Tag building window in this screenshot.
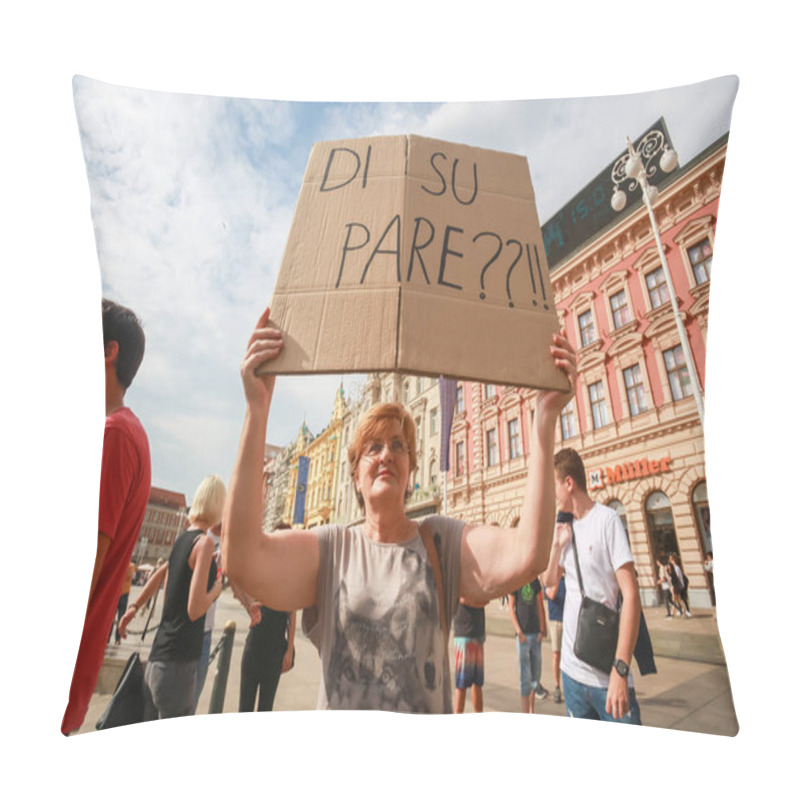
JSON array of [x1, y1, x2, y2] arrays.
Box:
[[404, 381, 410, 403], [430, 407, 438, 436], [416, 376, 423, 395], [560, 399, 577, 440], [456, 385, 464, 413], [485, 383, 496, 399], [508, 418, 522, 460], [623, 364, 648, 416], [688, 238, 712, 285], [456, 441, 466, 476], [578, 309, 596, 347], [609, 289, 632, 329], [486, 428, 498, 466], [588, 381, 609, 429], [645, 267, 670, 309], [664, 345, 691, 401], [430, 459, 438, 486]]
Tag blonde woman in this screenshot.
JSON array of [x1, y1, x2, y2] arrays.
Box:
[[119, 475, 225, 718]]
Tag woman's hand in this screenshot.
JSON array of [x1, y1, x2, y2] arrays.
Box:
[[534, 330, 577, 428], [241, 306, 283, 407]]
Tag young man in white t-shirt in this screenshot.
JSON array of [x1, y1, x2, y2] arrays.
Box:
[[542, 448, 642, 724]]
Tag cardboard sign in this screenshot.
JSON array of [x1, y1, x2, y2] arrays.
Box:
[[263, 135, 570, 392]]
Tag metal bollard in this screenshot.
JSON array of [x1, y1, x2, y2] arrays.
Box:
[[208, 620, 236, 714]]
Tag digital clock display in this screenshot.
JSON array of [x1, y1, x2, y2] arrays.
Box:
[[541, 118, 675, 269]]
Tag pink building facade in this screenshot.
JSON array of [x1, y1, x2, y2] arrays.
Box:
[[444, 131, 724, 607]]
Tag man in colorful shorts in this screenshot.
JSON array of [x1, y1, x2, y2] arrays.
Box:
[[453, 599, 485, 713]]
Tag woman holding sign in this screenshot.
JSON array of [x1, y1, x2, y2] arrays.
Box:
[[223, 307, 576, 712]]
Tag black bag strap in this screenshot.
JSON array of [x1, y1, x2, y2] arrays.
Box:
[[419, 521, 449, 641], [570, 517, 622, 612], [568, 519, 588, 598], [419, 521, 451, 693]]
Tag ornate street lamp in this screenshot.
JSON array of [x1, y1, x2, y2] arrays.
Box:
[[610, 131, 705, 430]]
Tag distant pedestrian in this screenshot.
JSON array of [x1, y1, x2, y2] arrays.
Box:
[[544, 574, 566, 703], [453, 599, 486, 713], [62, 299, 150, 736], [509, 578, 547, 713], [658, 557, 680, 618], [668, 553, 691, 618], [108, 562, 136, 645], [142, 558, 165, 615]]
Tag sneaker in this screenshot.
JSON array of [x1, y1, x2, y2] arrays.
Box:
[[554, 687, 562, 704], [685, 611, 692, 618], [535, 685, 549, 700]]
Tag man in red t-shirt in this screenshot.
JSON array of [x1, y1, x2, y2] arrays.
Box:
[[62, 299, 151, 735]]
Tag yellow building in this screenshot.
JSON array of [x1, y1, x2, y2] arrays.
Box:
[[286, 386, 347, 528]]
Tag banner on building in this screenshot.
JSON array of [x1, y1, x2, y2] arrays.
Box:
[[292, 456, 310, 526], [259, 134, 570, 392], [438, 375, 457, 471]]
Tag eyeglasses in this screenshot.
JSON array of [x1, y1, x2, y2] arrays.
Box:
[[361, 438, 409, 460]]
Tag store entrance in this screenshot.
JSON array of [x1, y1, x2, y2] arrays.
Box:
[[645, 491, 679, 571]]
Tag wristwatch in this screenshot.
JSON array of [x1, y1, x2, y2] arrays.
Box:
[[613, 658, 629, 678]]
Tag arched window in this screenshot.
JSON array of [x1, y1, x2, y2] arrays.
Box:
[[645, 491, 678, 571], [693, 481, 712, 555]]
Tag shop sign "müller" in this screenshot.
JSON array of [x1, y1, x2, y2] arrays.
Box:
[[588, 456, 672, 490]]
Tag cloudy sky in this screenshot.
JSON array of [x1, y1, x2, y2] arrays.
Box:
[[73, 75, 737, 500]]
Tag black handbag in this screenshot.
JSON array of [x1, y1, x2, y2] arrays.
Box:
[[95, 651, 146, 730], [567, 516, 620, 674]]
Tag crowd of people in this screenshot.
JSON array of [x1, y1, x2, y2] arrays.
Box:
[[64, 296, 705, 732]]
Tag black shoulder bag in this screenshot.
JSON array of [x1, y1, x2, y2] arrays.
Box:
[[568, 516, 620, 674], [95, 651, 146, 730]]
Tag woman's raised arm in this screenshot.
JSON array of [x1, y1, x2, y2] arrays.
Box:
[[459, 331, 576, 605], [222, 307, 319, 612]]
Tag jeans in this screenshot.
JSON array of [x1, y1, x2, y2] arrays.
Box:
[[562, 670, 642, 725], [144, 660, 197, 719], [515, 633, 542, 697]]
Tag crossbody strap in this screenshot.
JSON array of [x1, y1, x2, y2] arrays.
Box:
[[568, 520, 588, 598], [570, 520, 622, 612], [419, 521, 452, 697], [419, 521, 449, 640]]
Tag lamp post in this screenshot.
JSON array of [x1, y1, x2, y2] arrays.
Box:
[[610, 131, 705, 430]]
